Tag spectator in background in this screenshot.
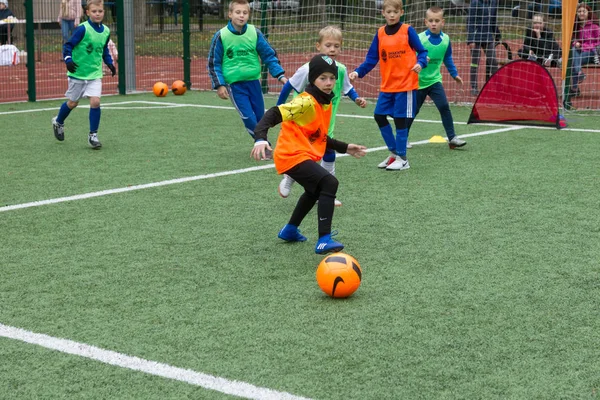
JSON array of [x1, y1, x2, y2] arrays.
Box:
[[58, 0, 82, 43], [466, 0, 500, 96], [570, 3, 600, 97], [0, 0, 16, 45], [518, 13, 562, 67]]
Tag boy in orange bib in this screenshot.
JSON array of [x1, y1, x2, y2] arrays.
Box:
[[350, 0, 427, 171]]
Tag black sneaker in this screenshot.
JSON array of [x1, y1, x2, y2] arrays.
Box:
[[52, 117, 64, 141], [88, 132, 102, 149]]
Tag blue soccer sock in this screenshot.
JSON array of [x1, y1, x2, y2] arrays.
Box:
[[379, 124, 396, 153], [395, 128, 408, 158], [56, 102, 72, 124], [89, 107, 101, 132]]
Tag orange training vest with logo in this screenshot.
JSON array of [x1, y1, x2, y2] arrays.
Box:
[[273, 93, 332, 174], [377, 24, 418, 93]]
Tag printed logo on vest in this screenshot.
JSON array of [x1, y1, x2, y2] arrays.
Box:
[[387, 50, 406, 59], [226, 47, 234, 59], [309, 128, 321, 143]]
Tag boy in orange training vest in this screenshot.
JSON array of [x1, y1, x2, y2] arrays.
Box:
[[350, 0, 427, 171], [251, 55, 367, 254]]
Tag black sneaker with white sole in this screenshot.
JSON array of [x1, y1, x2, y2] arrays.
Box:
[[52, 117, 65, 141], [88, 132, 102, 149]]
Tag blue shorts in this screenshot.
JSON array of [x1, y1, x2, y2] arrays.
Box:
[[374, 91, 416, 118]]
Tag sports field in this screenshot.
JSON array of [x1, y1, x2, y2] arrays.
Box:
[[1, 92, 599, 399]]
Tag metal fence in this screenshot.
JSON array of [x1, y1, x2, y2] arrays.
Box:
[[1, 0, 231, 102]]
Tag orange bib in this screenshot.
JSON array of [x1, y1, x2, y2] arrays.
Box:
[[274, 93, 332, 174], [377, 24, 419, 93]]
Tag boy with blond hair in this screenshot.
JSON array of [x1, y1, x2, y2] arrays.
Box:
[[350, 0, 427, 171], [207, 0, 287, 155], [51, 0, 116, 149], [407, 6, 466, 149], [276, 25, 366, 206]]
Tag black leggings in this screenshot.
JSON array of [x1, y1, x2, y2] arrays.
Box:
[[285, 160, 339, 237]]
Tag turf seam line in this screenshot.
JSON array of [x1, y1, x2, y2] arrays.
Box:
[[0, 323, 312, 400]]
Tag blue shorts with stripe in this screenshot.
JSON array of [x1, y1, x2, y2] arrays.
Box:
[[374, 91, 417, 118]]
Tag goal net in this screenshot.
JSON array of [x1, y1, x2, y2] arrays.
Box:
[[249, 0, 600, 113]]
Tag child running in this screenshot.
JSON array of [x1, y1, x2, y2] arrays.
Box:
[[207, 0, 287, 156], [349, 0, 428, 171], [407, 6, 466, 149], [251, 55, 367, 254], [276, 26, 367, 206], [51, 0, 116, 149]]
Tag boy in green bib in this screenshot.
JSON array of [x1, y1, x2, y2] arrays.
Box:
[[51, 0, 116, 149], [207, 0, 287, 158], [408, 6, 466, 149]]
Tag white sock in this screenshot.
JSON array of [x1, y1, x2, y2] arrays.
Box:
[[321, 160, 335, 176]]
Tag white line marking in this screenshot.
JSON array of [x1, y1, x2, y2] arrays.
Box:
[[0, 165, 274, 212], [0, 323, 312, 400], [1, 100, 597, 133], [0, 126, 523, 213], [0, 100, 588, 213]]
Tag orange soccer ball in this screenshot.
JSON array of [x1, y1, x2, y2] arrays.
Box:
[[316, 252, 362, 298], [172, 80, 187, 95], [153, 82, 169, 97]]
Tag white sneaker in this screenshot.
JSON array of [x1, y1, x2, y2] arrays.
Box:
[[407, 142, 413, 149], [278, 174, 295, 198], [334, 199, 342, 207], [88, 132, 102, 149], [386, 157, 410, 171], [448, 137, 467, 149], [52, 117, 64, 141], [377, 154, 396, 168]]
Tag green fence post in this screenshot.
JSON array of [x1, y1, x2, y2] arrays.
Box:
[[182, 0, 191, 89], [25, 0, 35, 102], [116, 0, 126, 95]]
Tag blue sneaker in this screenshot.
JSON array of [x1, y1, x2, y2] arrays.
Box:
[[315, 231, 344, 254], [278, 224, 307, 242]]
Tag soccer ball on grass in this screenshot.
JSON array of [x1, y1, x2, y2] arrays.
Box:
[[153, 82, 168, 97], [316, 252, 362, 298], [172, 80, 187, 95]]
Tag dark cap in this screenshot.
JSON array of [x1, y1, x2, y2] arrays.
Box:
[[308, 54, 338, 85]]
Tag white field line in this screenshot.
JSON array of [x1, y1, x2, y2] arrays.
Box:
[[0, 100, 588, 213], [0, 164, 274, 212], [0, 323, 312, 400], [2, 100, 594, 132], [0, 125, 522, 213]]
